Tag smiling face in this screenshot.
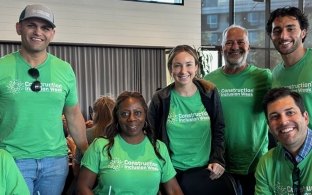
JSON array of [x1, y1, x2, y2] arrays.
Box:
[[16, 18, 55, 55], [267, 95, 309, 154], [222, 27, 249, 68], [170, 51, 198, 87], [117, 97, 146, 143], [270, 16, 306, 55]]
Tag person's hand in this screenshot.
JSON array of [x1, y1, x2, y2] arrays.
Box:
[[207, 163, 225, 180], [85, 120, 93, 128], [66, 136, 77, 156]]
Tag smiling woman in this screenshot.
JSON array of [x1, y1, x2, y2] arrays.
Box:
[[76, 91, 183, 195]]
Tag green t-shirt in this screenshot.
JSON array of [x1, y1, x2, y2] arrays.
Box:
[[81, 135, 176, 195], [272, 48, 312, 129], [0, 51, 78, 159], [255, 144, 312, 194], [204, 64, 272, 174], [167, 89, 211, 170], [0, 149, 30, 195]]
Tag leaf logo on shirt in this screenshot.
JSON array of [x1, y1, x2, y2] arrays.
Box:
[[274, 182, 287, 194], [167, 112, 177, 124], [108, 158, 123, 171], [7, 80, 24, 94]]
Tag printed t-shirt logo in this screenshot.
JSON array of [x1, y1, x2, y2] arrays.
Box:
[[7, 79, 63, 93], [220, 88, 254, 97], [108, 158, 159, 172]]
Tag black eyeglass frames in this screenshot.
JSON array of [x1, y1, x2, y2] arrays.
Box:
[[292, 165, 301, 195], [28, 68, 41, 92]]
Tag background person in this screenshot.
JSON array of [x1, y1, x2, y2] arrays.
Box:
[[64, 97, 115, 194], [85, 96, 115, 142], [72, 96, 115, 194], [73, 96, 115, 174], [77, 91, 183, 195], [255, 87, 312, 194], [0, 4, 88, 195], [266, 6, 312, 130], [148, 45, 237, 195], [204, 25, 272, 195]]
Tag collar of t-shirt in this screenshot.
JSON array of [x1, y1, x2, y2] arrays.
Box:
[[284, 129, 312, 164]]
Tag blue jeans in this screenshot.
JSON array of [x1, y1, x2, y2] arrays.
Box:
[[15, 156, 69, 195]]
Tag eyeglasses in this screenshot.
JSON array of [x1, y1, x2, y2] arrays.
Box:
[[28, 68, 41, 92], [292, 165, 301, 195]]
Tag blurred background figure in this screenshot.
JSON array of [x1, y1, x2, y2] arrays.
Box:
[[85, 105, 94, 128], [74, 96, 115, 166], [65, 96, 115, 194]]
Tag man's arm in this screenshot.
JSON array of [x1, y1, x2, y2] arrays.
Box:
[[64, 104, 88, 153]]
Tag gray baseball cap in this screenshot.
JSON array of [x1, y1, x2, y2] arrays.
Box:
[[19, 4, 55, 28]]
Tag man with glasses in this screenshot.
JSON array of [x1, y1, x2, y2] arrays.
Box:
[[256, 87, 312, 194], [0, 4, 88, 195]]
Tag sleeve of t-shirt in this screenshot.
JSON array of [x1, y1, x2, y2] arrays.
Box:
[[0, 150, 30, 195], [81, 138, 106, 174], [254, 152, 273, 195], [158, 141, 176, 183], [64, 65, 78, 107], [50, 55, 78, 107]]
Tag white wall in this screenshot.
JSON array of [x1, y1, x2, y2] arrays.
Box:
[[0, 0, 201, 47]]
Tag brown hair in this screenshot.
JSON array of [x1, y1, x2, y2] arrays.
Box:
[[167, 45, 200, 78], [92, 96, 115, 137]]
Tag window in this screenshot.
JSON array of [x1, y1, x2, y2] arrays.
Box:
[[208, 33, 220, 45], [124, 0, 183, 5], [202, 0, 218, 7], [247, 12, 260, 26], [207, 15, 218, 29], [248, 31, 258, 45]]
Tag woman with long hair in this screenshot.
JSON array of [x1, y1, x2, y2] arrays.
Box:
[[148, 45, 237, 194], [77, 91, 183, 195]]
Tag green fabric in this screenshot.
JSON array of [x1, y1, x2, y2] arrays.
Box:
[[0, 51, 78, 159], [81, 135, 176, 195], [0, 149, 30, 195], [204, 65, 272, 174], [167, 89, 211, 170], [255, 145, 312, 194], [272, 48, 312, 129]]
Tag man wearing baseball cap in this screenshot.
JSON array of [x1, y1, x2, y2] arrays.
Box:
[[0, 4, 88, 195], [19, 4, 56, 28]]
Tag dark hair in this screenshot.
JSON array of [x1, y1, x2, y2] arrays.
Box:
[[92, 96, 115, 138], [104, 91, 163, 161], [266, 6, 309, 42], [167, 45, 200, 77], [262, 87, 306, 119]]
